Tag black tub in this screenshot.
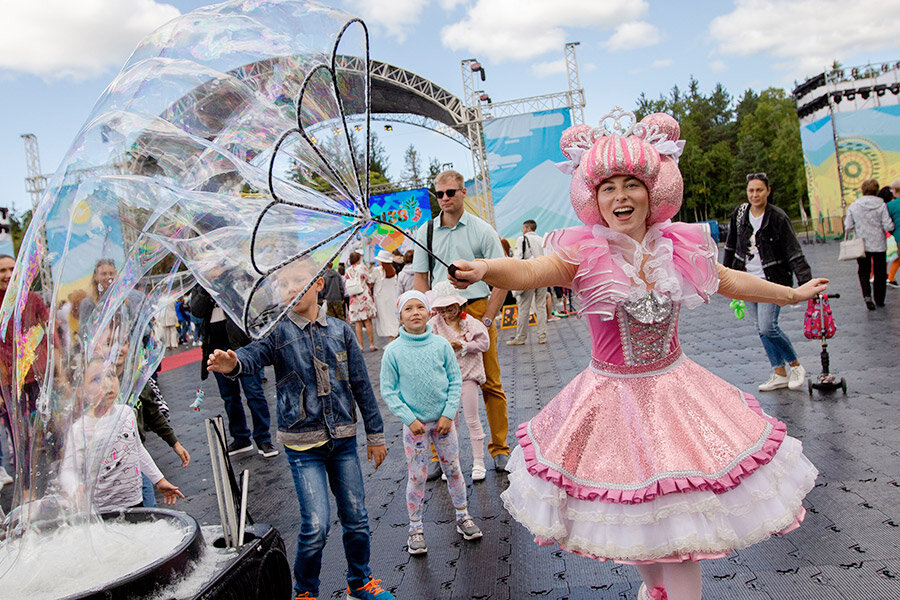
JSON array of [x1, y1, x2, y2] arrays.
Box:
[[63, 507, 204, 600]]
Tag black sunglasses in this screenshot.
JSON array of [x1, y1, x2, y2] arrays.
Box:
[[435, 188, 460, 199], [746, 172, 768, 182]]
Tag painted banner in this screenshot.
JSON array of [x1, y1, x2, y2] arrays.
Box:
[[368, 187, 432, 254], [483, 108, 580, 239], [800, 105, 900, 237]]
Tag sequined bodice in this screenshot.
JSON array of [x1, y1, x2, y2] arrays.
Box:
[[586, 291, 681, 367], [617, 291, 680, 365]]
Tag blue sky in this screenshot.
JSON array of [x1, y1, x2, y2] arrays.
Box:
[[1, 0, 898, 217]]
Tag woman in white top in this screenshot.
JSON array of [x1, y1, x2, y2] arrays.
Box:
[[372, 250, 400, 340], [723, 173, 814, 392], [844, 178, 895, 310]]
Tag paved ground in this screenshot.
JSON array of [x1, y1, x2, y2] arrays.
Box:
[[9, 239, 900, 599]]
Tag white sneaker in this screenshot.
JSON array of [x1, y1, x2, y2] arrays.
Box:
[[0, 466, 13, 486], [758, 372, 789, 391], [471, 463, 486, 481], [787, 364, 807, 390]]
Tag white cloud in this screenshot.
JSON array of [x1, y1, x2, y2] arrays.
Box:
[[709, 0, 900, 79], [484, 110, 566, 139], [345, 0, 431, 43], [651, 59, 673, 69], [709, 59, 727, 72], [0, 0, 180, 80], [605, 21, 661, 52], [531, 59, 567, 77], [486, 152, 523, 170], [441, 0, 648, 62]]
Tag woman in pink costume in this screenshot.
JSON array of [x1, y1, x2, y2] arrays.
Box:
[[450, 109, 828, 600]]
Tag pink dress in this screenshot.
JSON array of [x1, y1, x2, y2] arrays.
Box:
[[500, 221, 818, 563]]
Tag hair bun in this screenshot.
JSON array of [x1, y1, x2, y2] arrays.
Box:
[[640, 113, 680, 143], [559, 124, 594, 160]]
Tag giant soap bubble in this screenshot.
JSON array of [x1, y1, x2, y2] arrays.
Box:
[[0, 0, 386, 590]]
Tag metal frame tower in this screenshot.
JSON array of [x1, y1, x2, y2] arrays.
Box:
[[460, 59, 495, 225], [20, 134, 54, 296], [565, 42, 586, 125]]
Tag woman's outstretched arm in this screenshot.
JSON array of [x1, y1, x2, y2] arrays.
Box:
[[449, 254, 575, 291], [717, 264, 828, 306]]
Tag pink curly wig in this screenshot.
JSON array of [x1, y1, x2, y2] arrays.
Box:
[[560, 112, 684, 227]]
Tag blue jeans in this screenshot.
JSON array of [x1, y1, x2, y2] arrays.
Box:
[[141, 472, 157, 507], [746, 301, 798, 369], [212, 369, 271, 446], [285, 437, 371, 595]]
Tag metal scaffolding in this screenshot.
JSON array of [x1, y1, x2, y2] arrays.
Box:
[[19, 134, 54, 296], [565, 42, 586, 125], [460, 59, 495, 225]]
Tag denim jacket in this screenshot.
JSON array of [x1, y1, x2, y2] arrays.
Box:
[[233, 304, 385, 447]]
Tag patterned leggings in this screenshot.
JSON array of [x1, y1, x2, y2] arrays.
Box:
[[403, 421, 467, 531]]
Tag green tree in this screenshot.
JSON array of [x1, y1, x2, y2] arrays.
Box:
[[402, 144, 423, 187], [732, 88, 807, 217]]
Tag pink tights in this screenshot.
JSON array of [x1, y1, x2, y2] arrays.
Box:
[[455, 380, 486, 462], [636, 562, 702, 600]]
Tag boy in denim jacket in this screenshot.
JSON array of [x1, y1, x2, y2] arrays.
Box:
[[208, 262, 393, 600]]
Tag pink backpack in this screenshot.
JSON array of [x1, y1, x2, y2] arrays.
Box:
[[804, 294, 836, 340]]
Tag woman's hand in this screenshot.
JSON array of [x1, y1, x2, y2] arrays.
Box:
[[448, 260, 487, 289], [792, 278, 829, 303], [408, 419, 425, 436], [449, 340, 463, 352]]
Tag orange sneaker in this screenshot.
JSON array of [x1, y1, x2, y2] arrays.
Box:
[[295, 592, 317, 600], [346, 578, 395, 600]]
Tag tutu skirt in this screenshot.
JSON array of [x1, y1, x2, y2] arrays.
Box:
[[500, 349, 818, 563]]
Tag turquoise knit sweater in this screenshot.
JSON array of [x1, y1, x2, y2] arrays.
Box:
[[380, 325, 462, 426]]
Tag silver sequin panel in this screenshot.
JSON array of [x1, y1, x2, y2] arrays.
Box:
[[617, 291, 680, 365]]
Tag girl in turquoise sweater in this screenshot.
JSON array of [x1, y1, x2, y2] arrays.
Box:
[[380, 291, 482, 555]]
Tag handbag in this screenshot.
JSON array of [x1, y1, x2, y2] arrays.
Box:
[[838, 233, 865, 261], [804, 294, 836, 340], [345, 275, 365, 296]]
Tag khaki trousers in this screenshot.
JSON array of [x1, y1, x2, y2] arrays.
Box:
[[464, 297, 510, 457]]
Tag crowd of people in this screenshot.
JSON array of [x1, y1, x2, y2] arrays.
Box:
[[1, 110, 897, 600]]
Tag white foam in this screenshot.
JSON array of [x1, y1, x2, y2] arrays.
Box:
[[0, 519, 188, 599]]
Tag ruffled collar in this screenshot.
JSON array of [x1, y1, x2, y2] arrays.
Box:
[[546, 220, 719, 319]]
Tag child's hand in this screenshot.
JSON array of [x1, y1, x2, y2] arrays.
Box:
[[173, 441, 191, 467], [449, 340, 462, 352], [435, 416, 453, 435], [408, 419, 425, 436], [207, 349, 238, 373], [367, 444, 387, 469], [156, 478, 185, 505]]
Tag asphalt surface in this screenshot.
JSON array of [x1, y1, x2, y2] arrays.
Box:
[[7, 239, 900, 599]]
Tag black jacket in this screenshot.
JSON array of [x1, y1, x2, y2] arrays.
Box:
[[320, 268, 346, 303], [723, 203, 812, 287], [190, 286, 251, 380]]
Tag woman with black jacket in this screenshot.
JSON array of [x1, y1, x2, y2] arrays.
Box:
[[724, 173, 813, 392]]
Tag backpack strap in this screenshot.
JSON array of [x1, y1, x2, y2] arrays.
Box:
[[427, 217, 435, 285]]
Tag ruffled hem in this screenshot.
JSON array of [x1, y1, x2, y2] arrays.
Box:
[[501, 436, 817, 562], [517, 391, 787, 504], [544, 221, 719, 319]]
